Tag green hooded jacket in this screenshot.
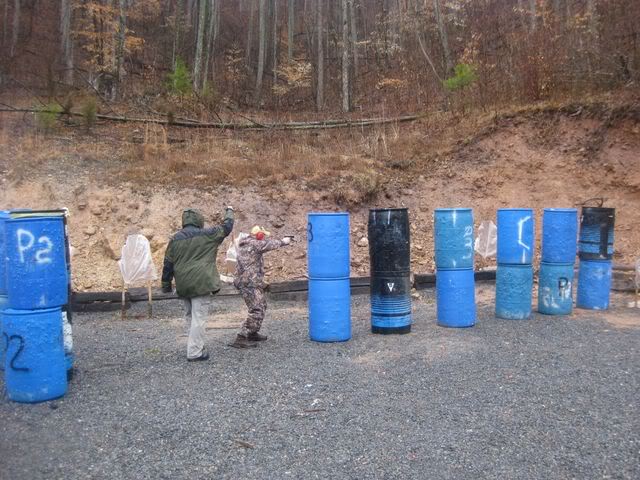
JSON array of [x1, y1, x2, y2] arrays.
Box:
[[161, 208, 234, 298]]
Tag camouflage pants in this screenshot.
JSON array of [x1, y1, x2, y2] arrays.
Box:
[[239, 286, 267, 336]]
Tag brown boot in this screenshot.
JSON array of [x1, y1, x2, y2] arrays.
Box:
[[247, 332, 268, 342], [229, 334, 257, 349]]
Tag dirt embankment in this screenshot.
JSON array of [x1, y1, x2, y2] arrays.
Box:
[[1, 104, 638, 291]]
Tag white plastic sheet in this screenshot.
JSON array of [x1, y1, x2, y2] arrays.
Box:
[[474, 220, 497, 258], [221, 233, 249, 283], [636, 259, 640, 288], [118, 234, 158, 286]]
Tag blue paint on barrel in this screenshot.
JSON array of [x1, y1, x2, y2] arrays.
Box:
[[370, 276, 412, 331], [436, 268, 476, 328], [538, 262, 574, 315], [497, 209, 534, 265], [576, 259, 612, 310], [0, 211, 10, 295], [578, 208, 615, 260], [434, 208, 474, 270], [5, 216, 68, 309], [308, 278, 351, 342], [541, 209, 578, 264], [495, 264, 533, 320], [0, 294, 6, 371], [2, 307, 67, 403], [307, 213, 350, 278]]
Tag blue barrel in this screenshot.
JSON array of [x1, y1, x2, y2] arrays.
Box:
[[436, 269, 476, 328], [577, 259, 612, 310], [497, 209, 534, 265], [495, 264, 533, 320], [307, 213, 350, 278], [541, 209, 578, 264], [538, 262, 574, 315], [0, 210, 10, 295], [578, 208, 615, 260], [2, 307, 67, 403], [5, 216, 68, 309], [308, 278, 351, 342], [434, 208, 474, 270]]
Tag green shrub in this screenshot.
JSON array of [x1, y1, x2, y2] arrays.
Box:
[[167, 58, 192, 95], [444, 63, 477, 91], [35, 103, 63, 132], [81, 97, 97, 130]]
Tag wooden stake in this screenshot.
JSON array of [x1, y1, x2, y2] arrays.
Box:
[[147, 282, 153, 318], [121, 283, 127, 320]]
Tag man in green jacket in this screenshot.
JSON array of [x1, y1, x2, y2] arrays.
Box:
[[162, 207, 234, 361]]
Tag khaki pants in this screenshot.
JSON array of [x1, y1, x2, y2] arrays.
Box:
[[183, 294, 212, 359]]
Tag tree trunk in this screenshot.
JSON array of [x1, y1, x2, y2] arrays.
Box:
[[193, 0, 207, 91], [115, 0, 126, 83], [246, 1, 254, 68], [272, 0, 278, 82], [350, 0, 358, 81], [316, 0, 323, 111], [287, 0, 294, 60], [3, 0, 9, 48], [528, 0, 537, 31], [433, 0, 452, 75], [60, 0, 74, 85], [10, 0, 20, 57], [255, 0, 267, 102], [173, 0, 183, 68], [341, 0, 350, 112], [203, 0, 219, 88]]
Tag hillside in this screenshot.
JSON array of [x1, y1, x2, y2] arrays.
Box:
[[1, 98, 638, 291]]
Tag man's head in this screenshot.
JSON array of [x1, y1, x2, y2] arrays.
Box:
[[182, 209, 205, 228], [250, 225, 271, 241]]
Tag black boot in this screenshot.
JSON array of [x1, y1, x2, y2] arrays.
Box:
[[230, 334, 258, 349], [247, 332, 268, 342]]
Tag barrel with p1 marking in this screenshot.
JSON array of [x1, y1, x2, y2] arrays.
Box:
[[2, 307, 67, 403], [434, 208, 474, 270], [497, 209, 534, 265], [538, 262, 574, 315], [5, 216, 68, 309], [368, 208, 411, 334]]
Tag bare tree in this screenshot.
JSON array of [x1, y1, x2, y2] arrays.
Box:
[[433, 0, 452, 75], [10, 0, 20, 57], [287, 0, 294, 60], [316, 0, 323, 111], [60, 0, 74, 85], [349, 0, 359, 81], [272, 0, 278, 82], [255, 0, 267, 101], [193, 0, 207, 90], [115, 0, 126, 83], [342, 0, 350, 112], [203, 0, 219, 88]]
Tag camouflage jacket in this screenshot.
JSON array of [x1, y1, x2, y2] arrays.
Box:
[[234, 237, 285, 289]]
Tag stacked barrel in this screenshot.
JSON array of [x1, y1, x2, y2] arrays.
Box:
[[495, 209, 534, 320], [577, 207, 615, 310], [0, 211, 10, 369], [368, 208, 412, 334], [307, 213, 351, 342], [2, 215, 69, 402], [434, 208, 476, 328], [538, 209, 578, 315]]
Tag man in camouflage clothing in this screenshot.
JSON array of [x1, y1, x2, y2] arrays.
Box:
[[231, 226, 292, 348]]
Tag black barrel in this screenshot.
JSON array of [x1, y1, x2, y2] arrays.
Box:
[[368, 208, 412, 334], [578, 207, 615, 260]]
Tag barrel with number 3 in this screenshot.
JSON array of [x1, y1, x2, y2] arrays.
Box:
[[5, 217, 69, 309]]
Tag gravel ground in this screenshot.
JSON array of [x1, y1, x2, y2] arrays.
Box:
[[1, 284, 639, 480]]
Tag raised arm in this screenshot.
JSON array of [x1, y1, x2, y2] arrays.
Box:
[[203, 207, 234, 239]]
